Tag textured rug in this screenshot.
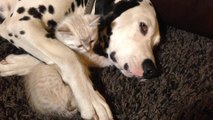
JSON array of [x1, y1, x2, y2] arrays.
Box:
[[0, 25, 213, 120]]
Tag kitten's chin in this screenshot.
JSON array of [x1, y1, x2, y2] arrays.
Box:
[[74, 48, 88, 53]]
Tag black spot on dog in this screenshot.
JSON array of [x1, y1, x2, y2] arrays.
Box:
[[110, 51, 117, 62], [0, 15, 5, 24], [76, 0, 81, 7], [10, 13, 13, 17], [9, 39, 14, 44], [47, 19, 57, 30], [20, 30, 25, 35], [28, 7, 42, 19], [15, 35, 18, 38], [17, 7, 25, 14], [45, 33, 56, 39], [19, 16, 30, 21], [38, 5, 47, 13], [71, 2, 75, 12], [46, 19, 57, 39], [8, 33, 13, 37], [124, 63, 129, 70], [48, 5, 54, 14]]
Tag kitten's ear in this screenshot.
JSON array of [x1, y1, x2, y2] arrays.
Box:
[[56, 22, 73, 39], [85, 15, 100, 27], [56, 23, 74, 42], [57, 23, 72, 33]]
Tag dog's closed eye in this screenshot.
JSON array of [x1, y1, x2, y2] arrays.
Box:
[[139, 22, 148, 35]]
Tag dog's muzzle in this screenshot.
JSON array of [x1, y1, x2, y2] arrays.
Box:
[[142, 59, 159, 79]]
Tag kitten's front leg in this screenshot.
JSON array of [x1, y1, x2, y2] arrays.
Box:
[[85, 52, 112, 67]]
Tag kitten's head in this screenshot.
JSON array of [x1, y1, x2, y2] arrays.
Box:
[[56, 15, 100, 53]]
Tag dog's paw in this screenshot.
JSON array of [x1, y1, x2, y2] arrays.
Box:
[[91, 91, 113, 120], [80, 94, 113, 120], [75, 81, 113, 120], [0, 54, 40, 76], [60, 63, 113, 120], [80, 81, 113, 120], [80, 107, 96, 120]]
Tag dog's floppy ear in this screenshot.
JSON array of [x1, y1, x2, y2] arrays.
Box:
[[99, 0, 140, 30], [152, 20, 160, 46]]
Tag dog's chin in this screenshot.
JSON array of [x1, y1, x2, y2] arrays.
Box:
[[121, 70, 149, 82], [121, 70, 144, 79], [121, 70, 134, 78]]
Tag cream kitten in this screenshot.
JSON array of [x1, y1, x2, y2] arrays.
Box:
[[24, 15, 106, 118], [24, 63, 77, 117]]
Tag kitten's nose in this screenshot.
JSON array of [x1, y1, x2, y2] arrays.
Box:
[[82, 44, 91, 51]]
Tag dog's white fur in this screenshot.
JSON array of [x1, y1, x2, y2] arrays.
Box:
[[0, 0, 160, 119]]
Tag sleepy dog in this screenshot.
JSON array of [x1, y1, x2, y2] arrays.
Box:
[[0, 0, 160, 119]]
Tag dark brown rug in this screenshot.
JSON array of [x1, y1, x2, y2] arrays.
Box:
[[0, 25, 213, 120]]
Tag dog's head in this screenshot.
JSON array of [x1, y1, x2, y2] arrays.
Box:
[[97, 0, 160, 79]]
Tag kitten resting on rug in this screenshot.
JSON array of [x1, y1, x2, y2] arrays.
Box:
[[24, 15, 111, 118]]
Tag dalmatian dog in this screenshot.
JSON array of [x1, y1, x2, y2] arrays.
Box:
[[0, 0, 160, 119]]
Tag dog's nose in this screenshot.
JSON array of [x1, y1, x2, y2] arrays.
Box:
[[142, 59, 159, 79]]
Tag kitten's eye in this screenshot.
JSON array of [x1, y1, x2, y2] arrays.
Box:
[[77, 45, 83, 48], [89, 40, 95, 45], [139, 22, 148, 35]]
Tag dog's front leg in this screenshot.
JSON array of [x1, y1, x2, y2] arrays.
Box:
[[0, 54, 41, 76], [2, 21, 112, 120]]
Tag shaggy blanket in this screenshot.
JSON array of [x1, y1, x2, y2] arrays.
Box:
[[0, 25, 212, 120]]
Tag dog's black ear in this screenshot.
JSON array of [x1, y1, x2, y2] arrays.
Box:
[[95, 0, 114, 15], [99, 0, 140, 30], [113, 0, 140, 16]]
